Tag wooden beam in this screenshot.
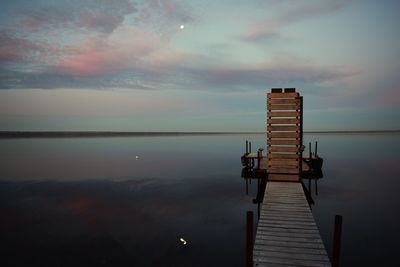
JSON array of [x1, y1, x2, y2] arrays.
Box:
[[267, 111, 301, 118], [268, 132, 301, 138], [268, 159, 299, 166], [268, 139, 301, 145], [269, 104, 300, 111], [269, 146, 300, 153], [268, 125, 301, 131], [267, 92, 299, 98], [267, 118, 300, 124], [268, 99, 300, 105], [268, 167, 300, 174], [268, 153, 300, 159]]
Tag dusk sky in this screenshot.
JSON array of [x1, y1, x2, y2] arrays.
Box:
[[0, 0, 399, 131]]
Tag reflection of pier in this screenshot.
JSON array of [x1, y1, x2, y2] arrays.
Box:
[[241, 88, 333, 267]]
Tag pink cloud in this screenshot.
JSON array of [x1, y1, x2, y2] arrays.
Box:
[[57, 27, 189, 77]]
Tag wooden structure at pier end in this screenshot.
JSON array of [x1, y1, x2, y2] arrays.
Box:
[[244, 88, 331, 267], [267, 88, 303, 182]]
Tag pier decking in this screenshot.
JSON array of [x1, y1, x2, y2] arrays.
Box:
[[253, 182, 330, 267]]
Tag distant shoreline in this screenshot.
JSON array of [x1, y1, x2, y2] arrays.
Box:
[[0, 130, 399, 138]]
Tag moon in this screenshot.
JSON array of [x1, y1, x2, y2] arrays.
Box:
[[180, 25, 185, 30]]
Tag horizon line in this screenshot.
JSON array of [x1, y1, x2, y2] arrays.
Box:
[[0, 130, 399, 138]]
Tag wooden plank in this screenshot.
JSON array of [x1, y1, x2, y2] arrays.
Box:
[[260, 212, 314, 218], [254, 257, 330, 267], [256, 226, 320, 235], [257, 228, 320, 237], [260, 209, 311, 216], [258, 219, 317, 227], [255, 251, 329, 263], [254, 182, 330, 266], [268, 98, 300, 105], [256, 234, 322, 244], [268, 132, 301, 138], [255, 229, 321, 239], [268, 125, 301, 131], [268, 146, 300, 152], [267, 118, 300, 124], [253, 245, 328, 256], [268, 165, 300, 170], [255, 239, 326, 250], [260, 216, 315, 224], [269, 104, 301, 111], [268, 111, 301, 118], [268, 167, 300, 174], [262, 205, 310, 212], [268, 153, 300, 159], [266, 199, 308, 204], [259, 220, 316, 228], [268, 159, 299, 166], [264, 200, 307, 204], [267, 92, 299, 98], [268, 139, 301, 145]]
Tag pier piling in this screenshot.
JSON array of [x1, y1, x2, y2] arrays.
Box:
[[332, 215, 343, 267], [246, 211, 254, 267]]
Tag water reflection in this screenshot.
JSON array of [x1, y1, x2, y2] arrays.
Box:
[[2, 133, 400, 266]]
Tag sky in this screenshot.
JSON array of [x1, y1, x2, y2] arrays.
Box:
[[0, 0, 399, 131]]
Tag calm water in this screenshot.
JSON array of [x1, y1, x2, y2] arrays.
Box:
[[0, 133, 399, 266]]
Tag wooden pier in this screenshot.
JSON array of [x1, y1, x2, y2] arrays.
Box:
[[243, 88, 331, 267], [253, 182, 330, 267]]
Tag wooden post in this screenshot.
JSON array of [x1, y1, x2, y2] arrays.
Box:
[[332, 215, 343, 267], [257, 150, 261, 169], [299, 96, 303, 174], [249, 142, 252, 153], [246, 140, 249, 153], [246, 211, 254, 267], [309, 142, 312, 159], [315, 141, 318, 157]]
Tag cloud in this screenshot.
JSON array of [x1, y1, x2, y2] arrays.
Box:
[[180, 61, 360, 91], [0, 0, 358, 91], [0, 31, 40, 61], [0, 52, 360, 91], [237, 23, 280, 42], [55, 25, 189, 77], [0, 0, 196, 89], [238, 0, 352, 42], [16, 0, 137, 34], [136, 0, 193, 32]]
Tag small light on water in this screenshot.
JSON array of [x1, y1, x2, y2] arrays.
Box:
[[180, 25, 184, 30], [135, 156, 139, 160], [179, 237, 187, 245]]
